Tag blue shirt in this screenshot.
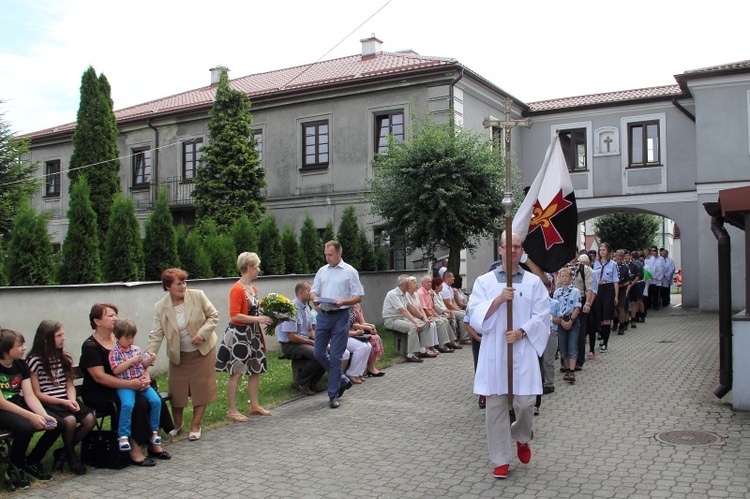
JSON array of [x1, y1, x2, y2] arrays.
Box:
[[552, 284, 581, 317], [549, 298, 561, 332], [593, 259, 619, 284], [278, 297, 311, 342], [311, 259, 365, 309]]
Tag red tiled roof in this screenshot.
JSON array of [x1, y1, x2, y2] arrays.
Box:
[[25, 51, 457, 139], [527, 85, 683, 113]]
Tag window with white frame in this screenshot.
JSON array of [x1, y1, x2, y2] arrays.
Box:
[[375, 111, 404, 154], [252, 129, 263, 165]]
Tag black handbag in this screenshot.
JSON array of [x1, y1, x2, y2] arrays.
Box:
[[353, 333, 371, 342], [81, 430, 128, 469]]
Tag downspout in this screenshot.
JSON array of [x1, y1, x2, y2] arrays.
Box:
[[147, 120, 159, 205], [704, 202, 732, 398], [448, 67, 464, 125]]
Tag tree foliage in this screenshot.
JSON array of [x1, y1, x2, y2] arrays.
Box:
[[336, 206, 362, 269], [258, 215, 284, 276], [299, 213, 323, 272], [68, 67, 121, 248], [6, 205, 54, 285], [103, 196, 144, 282], [321, 220, 335, 247], [231, 214, 258, 255], [58, 176, 101, 284], [594, 212, 660, 252], [369, 115, 508, 274], [0, 105, 39, 237], [0, 238, 8, 286], [197, 219, 236, 278], [280, 225, 305, 274], [358, 228, 377, 271], [177, 225, 213, 279], [194, 68, 265, 231], [143, 188, 180, 281]]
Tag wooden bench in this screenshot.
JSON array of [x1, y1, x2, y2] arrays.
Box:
[[277, 352, 318, 384]]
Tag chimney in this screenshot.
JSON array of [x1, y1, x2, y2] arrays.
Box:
[[360, 34, 383, 60], [210, 66, 229, 86]]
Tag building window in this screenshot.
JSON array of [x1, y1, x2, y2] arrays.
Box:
[[303, 121, 329, 168], [252, 130, 263, 164], [182, 139, 203, 181], [375, 112, 404, 154], [374, 228, 405, 271], [132, 147, 152, 186], [628, 121, 660, 167], [45, 160, 61, 197], [559, 128, 587, 171]]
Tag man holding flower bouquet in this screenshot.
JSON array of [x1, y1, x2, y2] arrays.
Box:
[[277, 281, 326, 396], [311, 241, 365, 409]]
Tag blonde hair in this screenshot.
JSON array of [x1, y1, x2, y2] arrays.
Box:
[[558, 267, 572, 277], [237, 252, 260, 273]]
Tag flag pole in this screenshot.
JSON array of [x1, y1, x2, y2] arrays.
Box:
[[484, 98, 532, 406]]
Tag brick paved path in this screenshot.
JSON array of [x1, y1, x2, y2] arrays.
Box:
[[28, 297, 750, 498]]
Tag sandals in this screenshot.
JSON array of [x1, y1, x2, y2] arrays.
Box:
[[188, 427, 202, 441], [250, 408, 273, 416], [118, 436, 131, 451], [150, 432, 162, 446], [168, 424, 183, 438], [227, 411, 250, 423]]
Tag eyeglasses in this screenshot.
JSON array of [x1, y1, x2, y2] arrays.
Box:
[[500, 245, 523, 250]]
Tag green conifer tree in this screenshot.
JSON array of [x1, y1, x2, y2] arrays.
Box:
[[177, 226, 213, 279], [337, 206, 362, 268], [299, 214, 322, 273], [374, 234, 389, 271], [0, 105, 39, 236], [58, 176, 102, 284], [68, 67, 121, 248], [103, 196, 144, 282], [258, 215, 284, 275], [358, 228, 376, 271], [0, 238, 8, 286], [7, 205, 54, 286], [321, 220, 335, 247], [194, 68, 265, 231], [231, 214, 259, 255], [281, 225, 305, 274], [204, 233, 237, 278], [143, 188, 180, 281]]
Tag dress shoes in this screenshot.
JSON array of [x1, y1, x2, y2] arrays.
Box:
[[449, 342, 463, 349], [417, 351, 438, 359], [478, 395, 486, 409], [329, 396, 340, 409], [437, 346, 454, 353], [405, 355, 423, 363], [338, 380, 353, 398]]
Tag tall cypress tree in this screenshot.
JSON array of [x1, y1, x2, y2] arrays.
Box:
[[0, 107, 39, 237], [143, 188, 180, 280], [321, 220, 335, 247], [231, 214, 258, 255], [194, 68, 265, 231], [0, 238, 8, 286], [337, 206, 362, 269], [7, 205, 54, 286], [59, 177, 102, 284], [299, 213, 322, 272], [177, 225, 213, 279], [258, 215, 284, 276], [103, 196, 144, 282], [68, 67, 121, 249], [281, 225, 304, 274], [358, 228, 376, 271]]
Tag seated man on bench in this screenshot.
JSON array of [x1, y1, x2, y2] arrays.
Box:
[[277, 281, 325, 396]]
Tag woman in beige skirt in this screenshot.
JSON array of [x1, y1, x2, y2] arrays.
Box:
[[147, 268, 219, 442]]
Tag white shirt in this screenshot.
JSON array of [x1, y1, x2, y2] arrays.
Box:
[[311, 259, 364, 309]]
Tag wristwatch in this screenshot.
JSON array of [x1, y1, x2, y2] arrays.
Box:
[[519, 328, 526, 338]]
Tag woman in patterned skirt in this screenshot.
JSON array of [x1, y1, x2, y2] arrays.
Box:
[[215, 252, 274, 422]]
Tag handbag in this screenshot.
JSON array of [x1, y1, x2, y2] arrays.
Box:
[[353, 333, 371, 342], [81, 430, 128, 469]]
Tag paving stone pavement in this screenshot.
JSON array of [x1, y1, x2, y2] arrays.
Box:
[[24, 296, 750, 498]]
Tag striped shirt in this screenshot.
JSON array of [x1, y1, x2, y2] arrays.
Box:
[[26, 354, 69, 400]]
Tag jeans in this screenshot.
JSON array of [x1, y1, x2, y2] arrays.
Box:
[[557, 318, 580, 359], [116, 386, 161, 438], [313, 309, 351, 398]]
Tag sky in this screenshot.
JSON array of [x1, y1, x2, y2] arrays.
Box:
[[1, 0, 749, 136]]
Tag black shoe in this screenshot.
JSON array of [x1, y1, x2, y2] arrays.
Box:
[[5, 468, 29, 490], [560, 366, 567, 373], [533, 406, 540, 416], [129, 458, 156, 467], [329, 396, 340, 409], [24, 462, 52, 481], [338, 380, 353, 398], [478, 395, 486, 409], [542, 386, 555, 394], [365, 370, 385, 377], [574, 366, 582, 371], [631, 323, 637, 329]]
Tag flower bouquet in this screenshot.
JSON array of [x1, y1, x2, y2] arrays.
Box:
[[258, 293, 297, 336]]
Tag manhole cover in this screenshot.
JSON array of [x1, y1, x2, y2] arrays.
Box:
[[655, 430, 722, 446]]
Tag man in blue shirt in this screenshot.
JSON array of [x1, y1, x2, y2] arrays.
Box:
[[311, 241, 365, 409], [278, 281, 326, 396]]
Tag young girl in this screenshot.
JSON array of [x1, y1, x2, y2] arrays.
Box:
[[0, 328, 60, 490], [552, 268, 581, 383], [27, 320, 94, 475], [592, 242, 619, 352], [108, 319, 162, 451]]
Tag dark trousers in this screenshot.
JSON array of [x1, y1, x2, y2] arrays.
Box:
[[648, 284, 661, 309], [313, 309, 351, 399], [577, 311, 589, 365], [471, 337, 481, 372], [661, 284, 671, 306], [281, 342, 326, 388], [0, 401, 62, 468]]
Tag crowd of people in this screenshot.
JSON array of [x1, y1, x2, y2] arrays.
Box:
[[0, 236, 679, 488]]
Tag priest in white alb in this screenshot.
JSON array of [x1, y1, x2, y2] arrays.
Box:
[[468, 232, 550, 479]]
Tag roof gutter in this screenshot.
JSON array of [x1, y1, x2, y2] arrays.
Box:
[[671, 98, 696, 122], [449, 67, 464, 123]]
